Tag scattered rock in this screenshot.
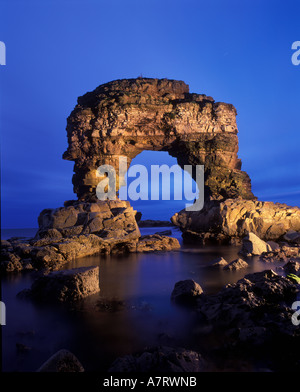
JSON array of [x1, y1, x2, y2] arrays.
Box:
[[171, 279, 203, 304], [108, 346, 206, 372], [223, 258, 248, 271], [37, 349, 84, 372], [240, 232, 272, 256]]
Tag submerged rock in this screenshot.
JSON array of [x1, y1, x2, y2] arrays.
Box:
[[37, 349, 84, 372]]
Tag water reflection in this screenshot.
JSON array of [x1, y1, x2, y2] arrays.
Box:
[[1, 227, 282, 371]]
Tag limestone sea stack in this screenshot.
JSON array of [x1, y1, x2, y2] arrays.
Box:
[[63, 77, 253, 201]]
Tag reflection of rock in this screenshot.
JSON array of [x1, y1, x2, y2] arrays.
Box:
[[240, 233, 272, 256], [109, 346, 206, 372], [223, 258, 248, 271], [20, 266, 100, 303], [172, 198, 300, 244], [171, 279, 203, 304], [37, 349, 84, 372]]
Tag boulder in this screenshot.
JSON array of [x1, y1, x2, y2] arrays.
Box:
[[171, 279, 203, 304], [23, 266, 100, 303], [37, 349, 84, 372], [136, 235, 180, 252], [223, 258, 248, 271], [283, 230, 300, 244], [210, 257, 228, 268], [108, 346, 206, 372], [240, 232, 272, 256]]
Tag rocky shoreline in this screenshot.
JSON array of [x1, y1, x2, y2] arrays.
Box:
[[2, 78, 300, 372]]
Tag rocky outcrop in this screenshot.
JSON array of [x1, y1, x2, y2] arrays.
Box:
[[172, 198, 300, 243], [109, 346, 206, 372], [37, 199, 140, 242], [171, 279, 203, 304], [190, 270, 300, 371], [20, 266, 100, 303], [63, 78, 253, 201], [1, 199, 180, 272]]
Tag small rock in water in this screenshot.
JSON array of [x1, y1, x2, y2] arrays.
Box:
[[171, 279, 203, 304], [211, 257, 228, 268], [223, 258, 248, 271]]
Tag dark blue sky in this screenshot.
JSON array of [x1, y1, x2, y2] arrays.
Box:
[[1, 0, 299, 228]]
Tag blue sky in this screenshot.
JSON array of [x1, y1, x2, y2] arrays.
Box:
[[0, 0, 299, 228]]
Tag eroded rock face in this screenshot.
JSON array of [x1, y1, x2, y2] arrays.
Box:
[[172, 198, 300, 243], [63, 78, 253, 201]]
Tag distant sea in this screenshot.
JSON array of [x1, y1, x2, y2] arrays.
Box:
[[1, 228, 38, 240]]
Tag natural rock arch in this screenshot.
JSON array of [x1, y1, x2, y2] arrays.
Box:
[[63, 78, 254, 202]]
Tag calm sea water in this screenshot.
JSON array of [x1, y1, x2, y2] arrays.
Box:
[[1, 227, 280, 372]]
